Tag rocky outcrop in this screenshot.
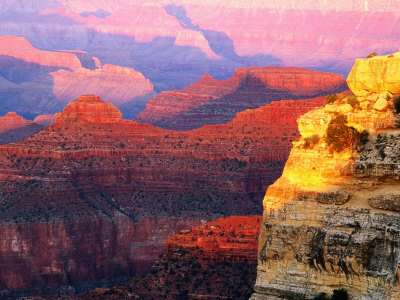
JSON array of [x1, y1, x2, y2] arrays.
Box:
[[252, 53, 400, 299], [136, 67, 346, 130], [0, 95, 323, 295], [56, 95, 122, 123], [0, 112, 44, 144], [347, 51, 400, 96], [73, 216, 261, 300]]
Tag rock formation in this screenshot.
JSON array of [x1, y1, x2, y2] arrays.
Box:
[[0, 112, 44, 144], [0, 94, 322, 296], [136, 67, 346, 130], [0, 37, 155, 118], [72, 216, 262, 300], [252, 53, 400, 299]]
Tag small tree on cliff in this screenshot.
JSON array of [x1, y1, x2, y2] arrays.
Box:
[[326, 114, 361, 152]]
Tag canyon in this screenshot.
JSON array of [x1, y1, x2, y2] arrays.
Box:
[[252, 52, 400, 299], [136, 67, 346, 130], [0, 1, 400, 93], [0, 93, 323, 296], [0, 36, 155, 119]]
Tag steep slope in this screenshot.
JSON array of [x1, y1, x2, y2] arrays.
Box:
[[0, 112, 44, 144], [136, 67, 346, 130], [0, 37, 155, 118], [69, 216, 261, 300], [252, 53, 400, 299], [0, 95, 322, 296]]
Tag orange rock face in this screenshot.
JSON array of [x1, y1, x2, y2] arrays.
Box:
[[0, 95, 322, 295], [56, 95, 122, 123], [136, 67, 346, 130]]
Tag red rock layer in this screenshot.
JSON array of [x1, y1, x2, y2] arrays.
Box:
[[136, 67, 346, 130], [0, 112, 44, 144], [70, 216, 262, 300], [0, 95, 322, 294]]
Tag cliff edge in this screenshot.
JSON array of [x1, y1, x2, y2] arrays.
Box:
[[252, 53, 400, 299]]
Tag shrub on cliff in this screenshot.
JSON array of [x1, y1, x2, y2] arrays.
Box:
[[325, 94, 337, 105], [366, 52, 378, 58], [326, 114, 361, 152], [346, 95, 358, 107], [313, 288, 349, 300], [303, 134, 320, 149], [394, 95, 400, 114]]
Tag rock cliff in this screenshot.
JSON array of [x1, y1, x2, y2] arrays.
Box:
[[252, 53, 400, 299], [136, 67, 346, 130], [33, 114, 57, 127], [0, 95, 321, 295], [72, 216, 262, 300], [0, 112, 44, 144]]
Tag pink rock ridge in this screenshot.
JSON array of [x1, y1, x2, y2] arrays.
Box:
[[0, 36, 82, 70]]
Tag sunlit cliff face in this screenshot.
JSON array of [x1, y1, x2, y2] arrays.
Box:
[[254, 52, 400, 300]]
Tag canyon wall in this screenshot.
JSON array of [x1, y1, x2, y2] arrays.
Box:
[[252, 52, 400, 300], [73, 216, 261, 300], [136, 67, 346, 130]]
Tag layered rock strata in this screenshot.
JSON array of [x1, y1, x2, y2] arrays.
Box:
[[252, 53, 400, 299], [70, 216, 262, 300], [0, 95, 321, 295], [136, 67, 347, 130]]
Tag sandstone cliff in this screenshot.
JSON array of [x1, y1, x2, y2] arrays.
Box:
[[0, 112, 44, 144], [252, 53, 400, 299], [136, 67, 347, 130], [0, 95, 321, 295]]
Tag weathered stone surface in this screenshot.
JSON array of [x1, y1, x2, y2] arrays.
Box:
[[316, 190, 350, 205], [368, 194, 400, 212], [373, 96, 389, 111], [347, 52, 400, 96]]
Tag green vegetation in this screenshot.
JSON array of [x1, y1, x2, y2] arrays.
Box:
[[325, 94, 337, 105], [326, 114, 362, 152], [394, 95, 400, 114], [313, 288, 349, 300]]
